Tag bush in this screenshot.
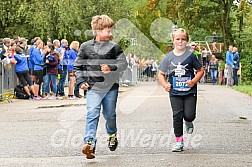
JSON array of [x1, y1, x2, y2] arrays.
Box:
[[240, 51, 252, 85]]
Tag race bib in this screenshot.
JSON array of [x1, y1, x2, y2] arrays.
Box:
[[172, 76, 191, 91]]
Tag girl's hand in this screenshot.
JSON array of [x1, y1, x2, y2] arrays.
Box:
[[163, 83, 171, 92], [186, 80, 195, 88]]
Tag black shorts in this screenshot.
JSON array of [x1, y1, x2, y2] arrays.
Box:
[[34, 70, 43, 85], [29, 68, 35, 75], [16, 70, 33, 86]]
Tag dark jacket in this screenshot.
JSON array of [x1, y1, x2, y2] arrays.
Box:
[[74, 39, 127, 91], [233, 52, 240, 70], [46, 52, 59, 75]]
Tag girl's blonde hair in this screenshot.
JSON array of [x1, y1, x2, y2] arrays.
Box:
[[70, 41, 79, 51], [91, 15, 114, 35], [35, 39, 43, 48], [170, 28, 189, 42]]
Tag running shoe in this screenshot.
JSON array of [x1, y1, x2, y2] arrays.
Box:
[[82, 141, 96, 159], [108, 133, 118, 151], [185, 121, 194, 134], [172, 142, 184, 152]]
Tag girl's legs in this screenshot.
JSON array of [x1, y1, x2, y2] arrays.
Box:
[[170, 96, 184, 152], [170, 96, 184, 138], [170, 94, 197, 152]]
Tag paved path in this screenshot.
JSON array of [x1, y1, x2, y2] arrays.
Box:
[[0, 82, 251, 167]]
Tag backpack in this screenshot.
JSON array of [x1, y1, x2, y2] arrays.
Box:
[[14, 84, 29, 99]]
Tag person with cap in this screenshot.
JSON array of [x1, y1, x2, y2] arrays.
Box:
[[190, 42, 201, 60]]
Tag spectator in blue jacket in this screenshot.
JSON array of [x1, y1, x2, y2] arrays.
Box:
[[33, 40, 47, 100], [29, 37, 40, 82], [67, 41, 79, 99], [225, 45, 234, 86], [13, 47, 35, 99], [57, 39, 69, 98]]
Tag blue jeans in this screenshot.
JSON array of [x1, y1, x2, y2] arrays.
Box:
[[84, 88, 118, 145], [233, 69, 238, 86], [57, 65, 68, 96], [210, 69, 218, 85], [42, 74, 50, 94], [48, 74, 57, 94]]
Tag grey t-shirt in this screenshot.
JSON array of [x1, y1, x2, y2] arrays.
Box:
[[159, 49, 202, 96]]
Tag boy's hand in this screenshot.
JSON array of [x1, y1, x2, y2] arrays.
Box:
[[80, 83, 89, 90], [100, 64, 111, 74]]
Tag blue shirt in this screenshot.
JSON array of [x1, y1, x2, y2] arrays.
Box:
[[33, 48, 45, 70], [55, 48, 62, 70], [29, 44, 36, 69], [59, 46, 69, 66], [14, 53, 29, 72], [226, 51, 234, 66], [67, 49, 77, 71]]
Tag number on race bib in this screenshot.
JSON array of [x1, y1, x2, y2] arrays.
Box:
[[175, 81, 188, 87]]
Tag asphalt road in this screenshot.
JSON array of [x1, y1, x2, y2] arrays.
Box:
[[0, 82, 251, 167]]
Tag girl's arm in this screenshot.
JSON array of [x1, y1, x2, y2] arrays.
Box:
[[187, 67, 204, 88]]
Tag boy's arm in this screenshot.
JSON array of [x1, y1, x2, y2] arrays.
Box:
[[107, 45, 128, 72]]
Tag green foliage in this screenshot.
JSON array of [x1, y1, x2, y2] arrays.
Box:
[[0, 0, 136, 43], [232, 84, 252, 96], [240, 51, 252, 84]]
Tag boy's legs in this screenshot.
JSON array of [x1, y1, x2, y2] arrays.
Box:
[[102, 88, 119, 151], [84, 90, 104, 145], [102, 88, 118, 135]]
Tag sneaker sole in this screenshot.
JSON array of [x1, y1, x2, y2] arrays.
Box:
[[172, 148, 183, 152], [172, 147, 184, 152], [82, 144, 95, 159]]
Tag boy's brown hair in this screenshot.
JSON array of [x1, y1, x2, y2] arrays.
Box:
[[91, 15, 114, 35]]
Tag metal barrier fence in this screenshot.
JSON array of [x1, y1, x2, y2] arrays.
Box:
[[0, 60, 16, 103], [121, 65, 157, 86]]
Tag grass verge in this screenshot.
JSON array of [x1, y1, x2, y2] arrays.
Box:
[[232, 84, 252, 96]]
